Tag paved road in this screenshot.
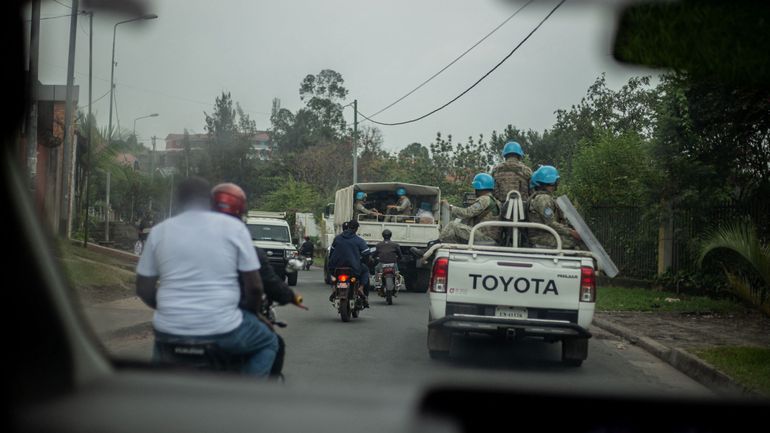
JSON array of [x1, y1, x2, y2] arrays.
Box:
[[107, 268, 712, 397]]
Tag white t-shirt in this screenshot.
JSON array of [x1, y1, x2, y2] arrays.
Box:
[[136, 209, 260, 336]]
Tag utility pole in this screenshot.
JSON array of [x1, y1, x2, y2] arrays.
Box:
[[61, 0, 80, 237], [353, 99, 358, 184], [105, 170, 110, 243], [149, 135, 156, 212], [83, 10, 93, 247], [26, 0, 41, 191]]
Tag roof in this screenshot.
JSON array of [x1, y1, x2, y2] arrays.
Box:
[[354, 182, 440, 196]]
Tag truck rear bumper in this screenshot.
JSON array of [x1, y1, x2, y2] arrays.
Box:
[[428, 314, 592, 339]]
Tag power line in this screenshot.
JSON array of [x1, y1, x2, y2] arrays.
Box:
[[359, 0, 566, 127], [52, 0, 72, 9], [86, 89, 111, 107], [24, 13, 71, 22], [369, 0, 536, 118]]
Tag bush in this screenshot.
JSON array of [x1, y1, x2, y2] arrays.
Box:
[[653, 269, 730, 297]]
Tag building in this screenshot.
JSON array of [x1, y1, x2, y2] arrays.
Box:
[[20, 83, 79, 235], [150, 131, 275, 173]]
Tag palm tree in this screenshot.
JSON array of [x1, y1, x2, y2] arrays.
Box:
[[698, 221, 770, 315]]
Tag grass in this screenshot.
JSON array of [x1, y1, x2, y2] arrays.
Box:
[[597, 286, 745, 313], [56, 241, 136, 305], [692, 347, 770, 396]]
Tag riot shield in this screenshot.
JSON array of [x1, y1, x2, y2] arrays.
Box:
[[556, 195, 619, 278]]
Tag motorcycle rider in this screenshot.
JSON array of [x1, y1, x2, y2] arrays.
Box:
[[299, 235, 314, 265], [527, 165, 583, 249], [136, 177, 278, 377], [374, 229, 403, 295], [211, 182, 306, 377], [327, 219, 371, 307]]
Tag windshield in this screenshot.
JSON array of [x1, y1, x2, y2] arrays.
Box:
[[248, 224, 291, 243], [18, 0, 770, 403]]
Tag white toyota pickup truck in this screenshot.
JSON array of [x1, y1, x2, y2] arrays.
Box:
[[425, 219, 599, 366]]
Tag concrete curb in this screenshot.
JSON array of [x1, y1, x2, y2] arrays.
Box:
[[592, 317, 758, 397]]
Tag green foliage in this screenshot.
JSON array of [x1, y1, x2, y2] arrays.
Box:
[[597, 286, 743, 313], [652, 269, 729, 296], [692, 347, 770, 396], [564, 132, 656, 207], [259, 178, 327, 215], [698, 221, 770, 315], [201, 92, 258, 186]]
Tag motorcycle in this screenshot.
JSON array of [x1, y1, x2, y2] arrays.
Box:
[[374, 263, 402, 305], [154, 294, 304, 378], [302, 254, 313, 270], [330, 267, 366, 322]]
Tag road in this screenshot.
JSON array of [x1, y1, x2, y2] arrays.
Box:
[[107, 268, 712, 397]]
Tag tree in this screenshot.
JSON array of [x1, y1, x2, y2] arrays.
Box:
[[272, 69, 350, 156], [260, 178, 327, 215], [201, 92, 258, 186], [564, 132, 656, 208], [699, 221, 770, 316]]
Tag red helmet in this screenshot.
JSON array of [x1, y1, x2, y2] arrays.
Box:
[[211, 183, 246, 218]]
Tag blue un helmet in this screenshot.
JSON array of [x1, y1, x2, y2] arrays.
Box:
[[502, 141, 524, 158], [355, 191, 366, 200], [530, 165, 560, 189], [396, 187, 406, 196], [471, 173, 495, 191]]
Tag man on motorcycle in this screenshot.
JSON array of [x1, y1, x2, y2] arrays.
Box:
[[327, 219, 371, 307], [211, 182, 305, 377], [136, 177, 278, 377], [374, 229, 403, 295], [299, 235, 314, 267]]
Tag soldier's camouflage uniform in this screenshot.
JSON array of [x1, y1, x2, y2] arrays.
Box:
[[440, 194, 501, 244], [386, 196, 412, 222], [354, 200, 379, 221], [527, 191, 578, 249], [491, 159, 532, 203]]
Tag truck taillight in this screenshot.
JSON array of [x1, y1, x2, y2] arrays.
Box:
[[430, 257, 449, 293], [580, 266, 596, 303]]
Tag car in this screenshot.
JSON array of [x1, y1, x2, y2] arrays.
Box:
[[245, 211, 300, 286]]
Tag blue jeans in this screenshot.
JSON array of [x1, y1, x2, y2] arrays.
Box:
[[154, 310, 278, 377]]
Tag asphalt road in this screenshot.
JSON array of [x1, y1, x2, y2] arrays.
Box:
[[109, 268, 712, 397]]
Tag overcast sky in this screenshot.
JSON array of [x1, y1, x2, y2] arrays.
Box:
[[28, 0, 654, 152]]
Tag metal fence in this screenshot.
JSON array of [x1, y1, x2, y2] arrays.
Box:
[[583, 206, 658, 279], [583, 201, 770, 280]]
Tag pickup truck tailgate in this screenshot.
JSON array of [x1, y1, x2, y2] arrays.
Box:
[[445, 251, 583, 311]]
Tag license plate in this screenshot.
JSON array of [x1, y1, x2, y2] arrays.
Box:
[[495, 306, 528, 319], [337, 282, 349, 289]]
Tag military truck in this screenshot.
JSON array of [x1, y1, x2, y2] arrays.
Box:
[[331, 183, 443, 292]]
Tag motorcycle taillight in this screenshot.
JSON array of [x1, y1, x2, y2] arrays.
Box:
[[338, 274, 349, 282]]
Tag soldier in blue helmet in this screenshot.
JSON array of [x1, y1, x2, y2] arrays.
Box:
[[440, 173, 502, 244], [491, 141, 532, 203], [353, 190, 381, 221], [410, 174, 501, 257], [527, 165, 582, 249], [385, 187, 412, 222]]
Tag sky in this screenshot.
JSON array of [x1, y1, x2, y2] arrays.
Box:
[[27, 0, 655, 152]]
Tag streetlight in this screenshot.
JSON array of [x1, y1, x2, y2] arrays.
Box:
[[133, 112, 159, 139], [107, 14, 158, 148]]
